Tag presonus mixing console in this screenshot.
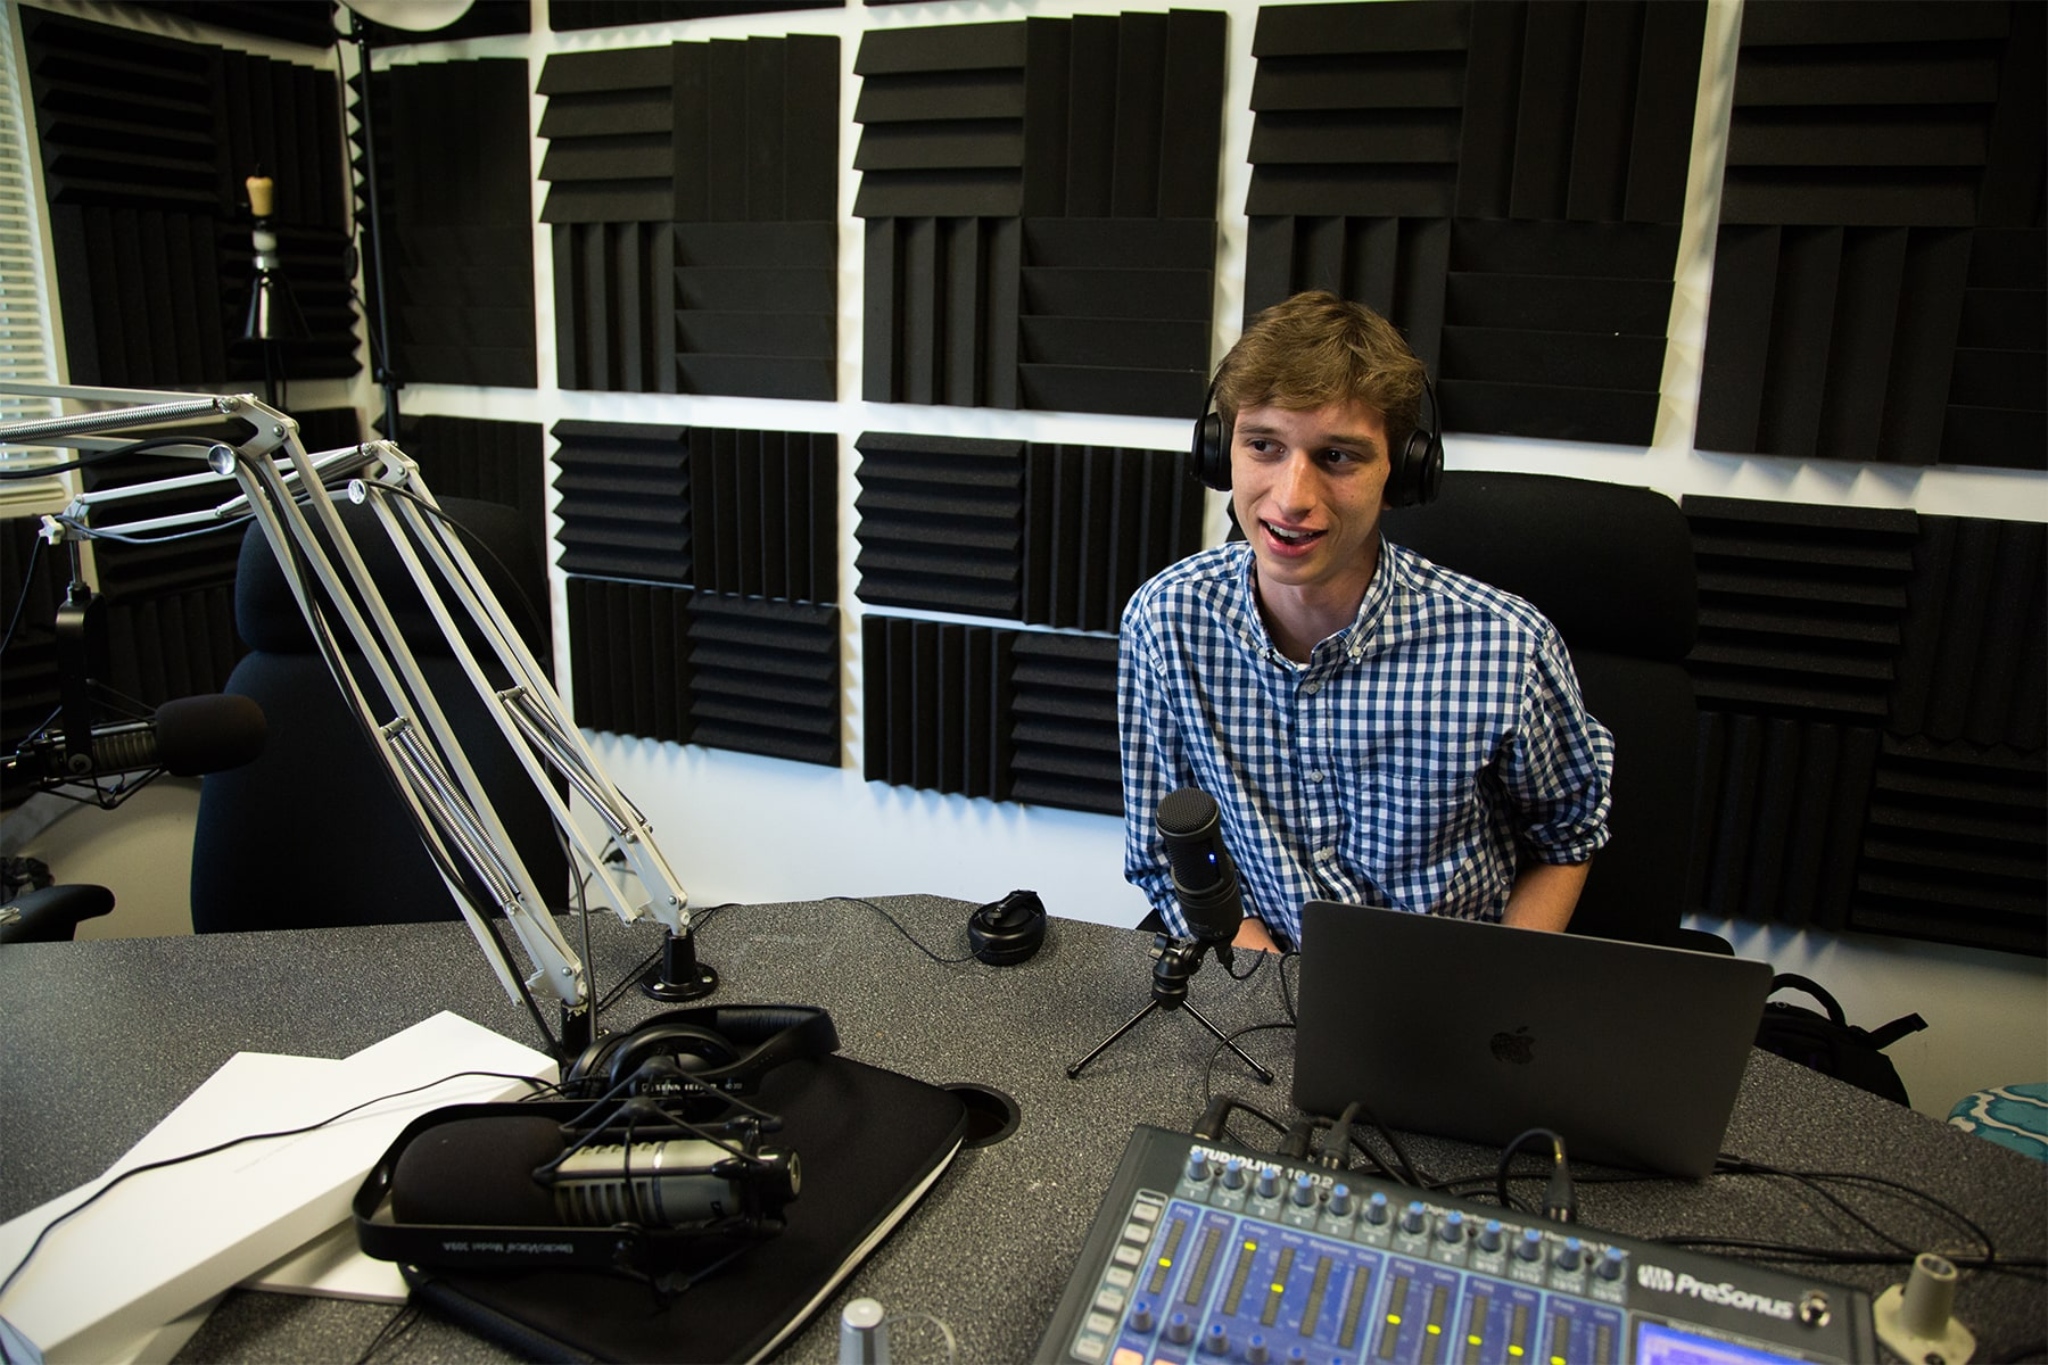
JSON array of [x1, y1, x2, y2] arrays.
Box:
[[1038, 1126, 1876, 1365]]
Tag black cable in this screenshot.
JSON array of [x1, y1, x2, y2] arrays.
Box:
[[1711, 1155, 2002, 1270], [829, 896, 979, 965], [353, 1302, 423, 1365], [1199, 1020, 1294, 1117], [1220, 943, 1265, 981], [1651, 1237, 2046, 1276], [0, 529, 44, 660], [50, 512, 256, 546], [1497, 1128, 1576, 1223], [0, 1069, 550, 1300], [594, 904, 735, 1016], [0, 433, 227, 480], [357, 483, 550, 660], [1276, 949, 1301, 1024]]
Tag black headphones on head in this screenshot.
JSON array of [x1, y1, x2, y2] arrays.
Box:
[[1189, 370, 1444, 508], [562, 1003, 840, 1099]]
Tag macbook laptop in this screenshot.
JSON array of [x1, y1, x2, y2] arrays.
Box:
[[1290, 900, 1774, 1178]]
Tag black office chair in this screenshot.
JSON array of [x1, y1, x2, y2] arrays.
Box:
[[1382, 471, 1718, 950], [190, 496, 564, 932]]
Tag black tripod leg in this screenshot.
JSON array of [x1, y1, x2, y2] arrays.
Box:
[[1181, 1000, 1275, 1084], [1067, 999, 1163, 1079]]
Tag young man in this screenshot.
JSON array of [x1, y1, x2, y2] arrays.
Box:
[[1118, 292, 1614, 952]]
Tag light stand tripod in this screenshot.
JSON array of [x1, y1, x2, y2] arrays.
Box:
[[1067, 932, 1274, 1083]]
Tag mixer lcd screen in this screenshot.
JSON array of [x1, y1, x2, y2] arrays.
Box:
[[1636, 1318, 1814, 1365]]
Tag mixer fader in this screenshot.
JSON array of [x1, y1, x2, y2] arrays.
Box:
[[1038, 1126, 1875, 1365]]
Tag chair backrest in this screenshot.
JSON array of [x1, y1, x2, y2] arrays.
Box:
[[190, 496, 564, 933], [1380, 471, 1698, 946]]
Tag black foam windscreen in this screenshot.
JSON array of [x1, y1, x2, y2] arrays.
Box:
[[154, 695, 268, 776], [391, 1115, 563, 1227], [1155, 786, 1244, 943]]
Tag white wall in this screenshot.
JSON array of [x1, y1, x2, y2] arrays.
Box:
[[12, 0, 2044, 1120]]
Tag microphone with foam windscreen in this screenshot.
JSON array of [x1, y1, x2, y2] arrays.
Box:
[[387, 1114, 798, 1237], [1155, 786, 1247, 947], [2, 694, 267, 798]]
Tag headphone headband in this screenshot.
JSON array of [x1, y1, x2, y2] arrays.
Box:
[[563, 1003, 840, 1099]]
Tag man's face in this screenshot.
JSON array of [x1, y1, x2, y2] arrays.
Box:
[[1228, 397, 1393, 610]]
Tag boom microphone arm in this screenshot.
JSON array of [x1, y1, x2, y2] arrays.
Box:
[[0, 383, 707, 1055]]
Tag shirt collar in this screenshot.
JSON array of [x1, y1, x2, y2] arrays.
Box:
[[1228, 535, 1409, 666]]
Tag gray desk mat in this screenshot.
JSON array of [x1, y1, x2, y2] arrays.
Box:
[[2, 896, 2043, 1362]]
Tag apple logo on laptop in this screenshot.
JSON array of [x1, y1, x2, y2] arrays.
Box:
[[1490, 1025, 1536, 1065]]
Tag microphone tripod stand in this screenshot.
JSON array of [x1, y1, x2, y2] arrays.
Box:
[[1067, 933, 1274, 1083]]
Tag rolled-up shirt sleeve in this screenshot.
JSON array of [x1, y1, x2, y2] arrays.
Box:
[[1503, 625, 1614, 865]]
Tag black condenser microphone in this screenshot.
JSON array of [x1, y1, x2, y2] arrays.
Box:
[[390, 1115, 799, 1233], [3, 694, 267, 795], [1155, 786, 1246, 946]]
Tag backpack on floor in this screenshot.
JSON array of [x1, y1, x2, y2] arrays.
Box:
[[1754, 973, 1926, 1107]]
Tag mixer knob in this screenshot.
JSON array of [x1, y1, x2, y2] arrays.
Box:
[[1556, 1237, 1584, 1272], [1364, 1191, 1390, 1225], [1245, 1332, 1271, 1364], [1128, 1300, 1156, 1333], [1597, 1247, 1625, 1281], [1292, 1173, 1317, 1207], [1202, 1323, 1231, 1355], [1165, 1312, 1196, 1346], [1221, 1157, 1247, 1191], [1328, 1184, 1354, 1217], [1478, 1219, 1504, 1253], [1256, 1166, 1281, 1200], [1186, 1152, 1211, 1183], [1438, 1210, 1466, 1244], [1401, 1201, 1428, 1235], [1516, 1228, 1544, 1262]]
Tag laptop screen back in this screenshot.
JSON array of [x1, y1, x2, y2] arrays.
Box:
[[1290, 900, 1773, 1177]]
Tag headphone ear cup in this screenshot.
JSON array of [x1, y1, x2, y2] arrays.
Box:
[[969, 889, 1047, 965], [1189, 410, 1231, 492], [1388, 428, 1438, 508]]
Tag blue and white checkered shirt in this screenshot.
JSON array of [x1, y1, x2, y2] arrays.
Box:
[[1118, 537, 1613, 949]]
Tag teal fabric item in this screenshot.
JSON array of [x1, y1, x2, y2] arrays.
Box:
[[1948, 1083, 2048, 1162]]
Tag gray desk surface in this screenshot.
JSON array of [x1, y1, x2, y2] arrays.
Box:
[[2, 896, 2043, 1363]]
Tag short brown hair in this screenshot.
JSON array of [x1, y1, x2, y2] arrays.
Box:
[[1213, 291, 1425, 454]]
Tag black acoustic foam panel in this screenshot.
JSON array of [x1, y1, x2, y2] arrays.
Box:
[[550, 1, 839, 30], [862, 618, 1119, 815], [567, 578, 840, 767], [1240, 0, 1705, 448], [552, 420, 839, 606], [384, 415, 551, 576], [552, 420, 693, 584], [854, 432, 1204, 632], [1696, 1, 2045, 466], [854, 11, 1226, 417], [1685, 496, 1919, 720], [553, 418, 840, 773], [538, 36, 839, 400], [687, 429, 838, 605], [362, 60, 537, 390], [1858, 736, 2042, 956], [127, 2, 341, 48], [23, 9, 357, 389], [1683, 495, 2045, 956]]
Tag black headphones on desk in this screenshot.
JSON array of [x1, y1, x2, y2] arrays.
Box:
[[1189, 371, 1445, 509], [562, 1004, 840, 1099], [968, 889, 1047, 965]]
